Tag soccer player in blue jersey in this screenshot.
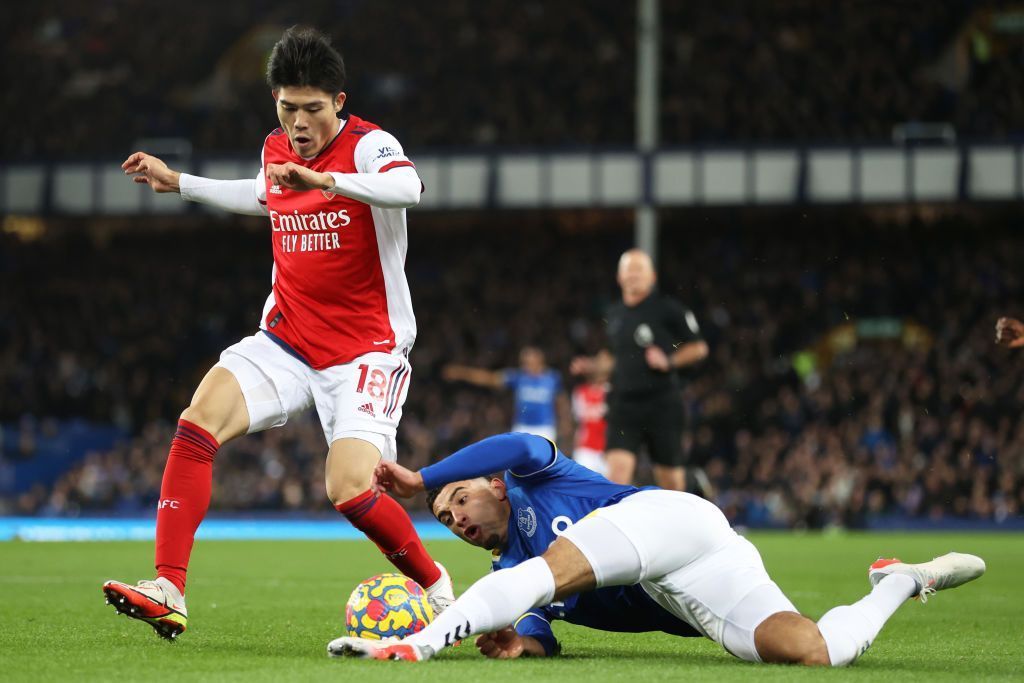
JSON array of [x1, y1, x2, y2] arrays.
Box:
[[443, 347, 567, 442], [328, 432, 986, 666]]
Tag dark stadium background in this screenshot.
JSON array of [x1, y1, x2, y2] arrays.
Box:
[[2, 0, 1024, 532]]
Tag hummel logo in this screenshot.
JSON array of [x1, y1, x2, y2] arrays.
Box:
[[270, 184, 283, 194], [443, 620, 471, 647], [358, 402, 376, 417]]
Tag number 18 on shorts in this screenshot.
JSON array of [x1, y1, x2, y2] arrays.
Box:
[[216, 333, 412, 460]]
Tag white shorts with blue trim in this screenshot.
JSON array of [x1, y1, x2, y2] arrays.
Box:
[[213, 332, 411, 459]]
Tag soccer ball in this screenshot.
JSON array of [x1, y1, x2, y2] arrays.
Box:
[[345, 572, 434, 639]]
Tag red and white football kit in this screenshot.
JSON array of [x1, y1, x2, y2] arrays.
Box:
[[138, 115, 446, 602], [180, 115, 420, 456], [572, 381, 608, 474]]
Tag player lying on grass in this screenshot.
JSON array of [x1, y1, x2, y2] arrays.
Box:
[[328, 433, 985, 665]]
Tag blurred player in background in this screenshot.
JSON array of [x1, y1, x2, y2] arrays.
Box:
[[995, 317, 1024, 348], [102, 25, 453, 640], [573, 249, 707, 491], [443, 346, 568, 443], [571, 349, 611, 475], [330, 433, 986, 665]]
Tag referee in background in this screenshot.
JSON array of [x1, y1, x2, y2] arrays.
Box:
[[572, 249, 707, 491]]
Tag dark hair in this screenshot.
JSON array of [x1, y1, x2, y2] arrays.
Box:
[[266, 25, 346, 94], [425, 474, 502, 520], [425, 487, 444, 518]]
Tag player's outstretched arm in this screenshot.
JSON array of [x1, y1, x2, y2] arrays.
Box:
[[570, 349, 615, 377], [373, 460, 424, 498], [122, 152, 181, 193], [430, 434, 555, 491], [375, 434, 554, 499], [124, 151, 267, 216], [442, 364, 505, 388]]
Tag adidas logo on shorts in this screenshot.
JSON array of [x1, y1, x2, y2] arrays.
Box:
[[358, 402, 376, 418]]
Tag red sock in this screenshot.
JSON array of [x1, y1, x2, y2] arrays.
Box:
[[336, 490, 442, 588], [154, 419, 219, 595]]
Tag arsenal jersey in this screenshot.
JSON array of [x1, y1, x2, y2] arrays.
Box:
[[257, 114, 417, 369]]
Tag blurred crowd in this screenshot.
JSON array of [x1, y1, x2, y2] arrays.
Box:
[[3, 208, 1023, 528], [5, 0, 1023, 159]]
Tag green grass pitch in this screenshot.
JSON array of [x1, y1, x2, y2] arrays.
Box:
[[1, 532, 1021, 682]]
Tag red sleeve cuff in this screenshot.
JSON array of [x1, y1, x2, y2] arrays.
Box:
[[378, 160, 415, 173]]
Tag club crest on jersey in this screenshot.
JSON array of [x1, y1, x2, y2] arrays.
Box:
[[321, 189, 337, 200], [517, 506, 538, 537]]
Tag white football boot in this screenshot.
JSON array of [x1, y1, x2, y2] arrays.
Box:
[[868, 552, 986, 603], [327, 636, 433, 661], [103, 577, 188, 639], [424, 561, 455, 616]]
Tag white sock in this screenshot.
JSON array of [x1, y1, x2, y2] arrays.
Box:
[[405, 557, 556, 654], [424, 563, 446, 594], [817, 574, 916, 666]]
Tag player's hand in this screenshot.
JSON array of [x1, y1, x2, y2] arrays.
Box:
[[265, 162, 333, 192], [569, 356, 593, 376], [475, 629, 526, 659], [122, 152, 180, 193], [372, 460, 424, 498], [644, 345, 670, 372], [996, 317, 1024, 348]]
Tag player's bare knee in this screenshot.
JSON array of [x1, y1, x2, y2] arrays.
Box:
[[798, 643, 832, 667], [541, 537, 597, 600], [180, 404, 218, 435], [181, 369, 249, 443], [324, 441, 380, 504], [325, 476, 372, 505], [755, 612, 828, 666], [324, 465, 374, 504]]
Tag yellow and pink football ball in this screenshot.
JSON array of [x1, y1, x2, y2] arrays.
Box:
[[345, 573, 433, 639]]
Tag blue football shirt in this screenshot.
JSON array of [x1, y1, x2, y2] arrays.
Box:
[[502, 369, 561, 428], [490, 444, 699, 654]]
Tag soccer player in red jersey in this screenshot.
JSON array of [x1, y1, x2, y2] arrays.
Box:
[[102, 26, 453, 640], [571, 350, 611, 475]]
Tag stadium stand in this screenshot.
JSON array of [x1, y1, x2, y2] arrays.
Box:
[[4, 1, 1022, 159], [3, 209, 1022, 528]]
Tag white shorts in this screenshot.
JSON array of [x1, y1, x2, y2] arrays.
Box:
[[561, 490, 797, 663], [214, 332, 412, 459], [512, 424, 557, 443]]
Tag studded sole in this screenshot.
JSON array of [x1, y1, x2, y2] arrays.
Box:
[[102, 585, 185, 641]]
